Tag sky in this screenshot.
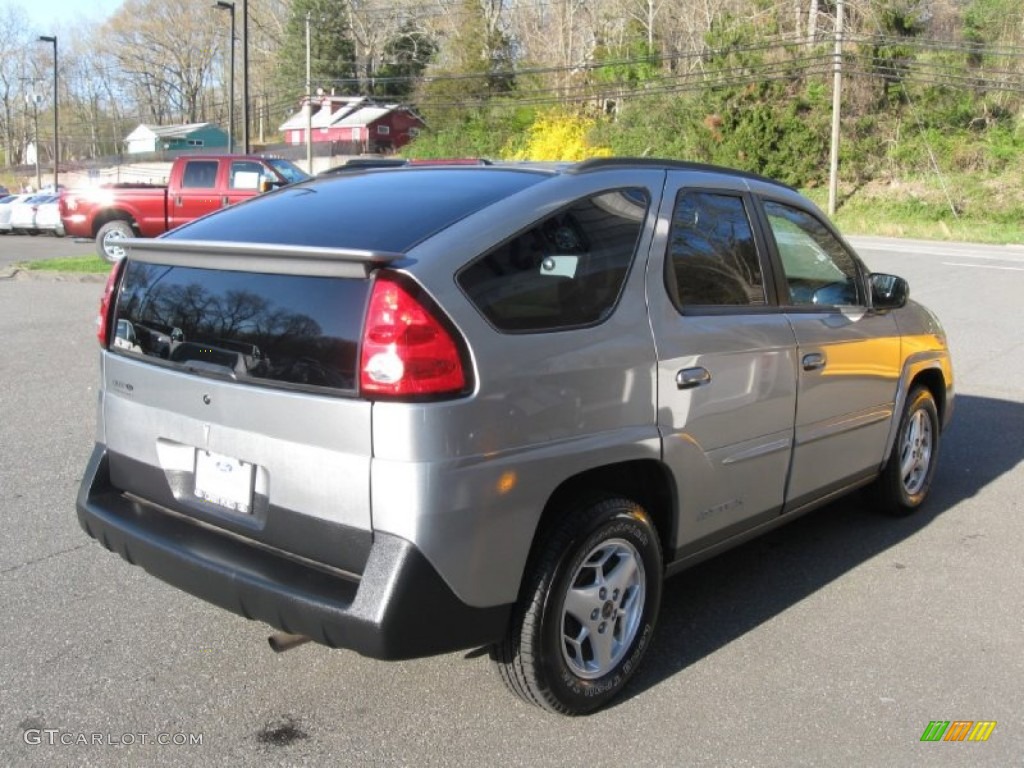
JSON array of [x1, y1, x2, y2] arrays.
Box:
[[18, 0, 125, 34]]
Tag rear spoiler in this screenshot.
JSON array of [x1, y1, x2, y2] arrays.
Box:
[[120, 238, 403, 279]]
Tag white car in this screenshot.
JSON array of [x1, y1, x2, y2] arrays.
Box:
[[0, 194, 31, 234], [8, 194, 55, 235], [35, 195, 64, 236]]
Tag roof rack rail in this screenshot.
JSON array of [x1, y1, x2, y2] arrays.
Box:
[[569, 157, 793, 190]]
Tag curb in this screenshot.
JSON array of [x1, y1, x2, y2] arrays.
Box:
[[0, 267, 106, 283]]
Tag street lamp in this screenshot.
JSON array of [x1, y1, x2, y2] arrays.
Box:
[[38, 34, 57, 190], [214, 1, 235, 154]]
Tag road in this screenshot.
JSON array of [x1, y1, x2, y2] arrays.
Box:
[[1, 235, 1021, 766]]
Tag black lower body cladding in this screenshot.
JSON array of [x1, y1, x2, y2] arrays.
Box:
[[76, 445, 512, 660]]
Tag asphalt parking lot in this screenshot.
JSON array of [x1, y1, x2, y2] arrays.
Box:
[[1, 234, 1021, 766]]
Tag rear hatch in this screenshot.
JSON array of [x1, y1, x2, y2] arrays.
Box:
[[102, 242, 387, 574], [97, 168, 548, 574]]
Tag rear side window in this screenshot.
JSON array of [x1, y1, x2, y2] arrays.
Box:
[[180, 161, 219, 189], [112, 262, 368, 394], [457, 188, 649, 332], [666, 191, 765, 308]]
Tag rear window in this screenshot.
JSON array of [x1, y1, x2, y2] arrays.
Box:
[[167, 168, 547, 253], [112, 262, 368, 394]]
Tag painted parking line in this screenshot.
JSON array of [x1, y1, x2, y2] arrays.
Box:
[[942, 262, 1024, 272]]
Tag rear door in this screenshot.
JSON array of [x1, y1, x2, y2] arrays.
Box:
[[169, 158, 223, 228], [753, 192, 901, 507], [648, 176, 799, 556], [103, 244, 377, 573]]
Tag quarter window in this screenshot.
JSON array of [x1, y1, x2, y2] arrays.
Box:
[[763, 201, 864, 306], [666, 191, 765, 307], [458, 188, 649, 332]]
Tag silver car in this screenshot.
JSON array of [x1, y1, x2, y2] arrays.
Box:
[[77, 159, 953, 714]]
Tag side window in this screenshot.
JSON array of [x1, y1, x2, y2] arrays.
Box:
[[230, 160, 265, 190], [666, 191, 765, 308], [763, 200, 864, 306], [180, 161, 219, 189], [458, 188, 649, 332]]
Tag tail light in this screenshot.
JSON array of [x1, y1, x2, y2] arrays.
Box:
[[360, 273, 470, 399], [96, 259, 126, 347]]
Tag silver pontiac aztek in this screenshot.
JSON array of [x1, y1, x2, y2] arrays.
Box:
[[77, 159, 953, 714]]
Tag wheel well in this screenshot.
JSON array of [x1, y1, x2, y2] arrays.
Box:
[[536, 460, 675, 562], [910, 368, 947, 426], [93, 210, 136, 238]]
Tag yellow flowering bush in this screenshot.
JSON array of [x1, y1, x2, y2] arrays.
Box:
[[504, 112, 612, 161]]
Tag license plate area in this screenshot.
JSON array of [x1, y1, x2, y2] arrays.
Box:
[[194, 449, 255, 514]]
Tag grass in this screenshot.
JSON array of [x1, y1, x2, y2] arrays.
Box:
[[19, 255, 111, 274], [806, 169, 1024, 244]]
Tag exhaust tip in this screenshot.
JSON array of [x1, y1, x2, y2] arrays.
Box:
[[268, 632, 311, 653]]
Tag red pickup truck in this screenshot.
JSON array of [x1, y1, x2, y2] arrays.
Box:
[[60, 155, 309, 261]]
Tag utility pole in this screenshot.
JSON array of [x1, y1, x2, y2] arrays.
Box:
[[214, 1, 235, 154], [828, 0, 844, 216], [21, 78, 44, 190], [38, 35, 58, 190], [27, 91, 41, 190], [306, 11, 313, 172], [242, 0, 249, 153]]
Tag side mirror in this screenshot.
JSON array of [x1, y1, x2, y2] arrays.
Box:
[[870, 273, 909, 309]]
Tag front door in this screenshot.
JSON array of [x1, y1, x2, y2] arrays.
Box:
[[756, 198, 902, 507], [649, 181, 799, 555], [223, 159, 269, 207]]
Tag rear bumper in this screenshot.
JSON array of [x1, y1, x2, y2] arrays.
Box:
[[76, 444, 511, 660]]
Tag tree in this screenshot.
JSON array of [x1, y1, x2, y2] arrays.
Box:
[[378, 23, 438, 100], [0, 4, 31, 167], [416, 0, 517, 121], [275, 0, 357, 101], [868, 0, 927, 105], [104, 0, 221, 124]]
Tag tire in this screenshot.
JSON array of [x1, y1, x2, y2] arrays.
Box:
[[871, 386, 940, 516], [492, 496, 662, 715], [96, 220, 135, 263]]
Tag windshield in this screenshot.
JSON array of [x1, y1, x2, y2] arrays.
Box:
[[266, 158, 310, 184]]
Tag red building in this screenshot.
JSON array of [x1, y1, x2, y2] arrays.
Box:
[[280, 96, 424, 154]]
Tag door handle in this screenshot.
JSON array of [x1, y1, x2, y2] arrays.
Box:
[[676, 367, 711, 390], [175, 196, 183, 207], [802, 352, 826, 371], [221, 195, 229, 206]]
